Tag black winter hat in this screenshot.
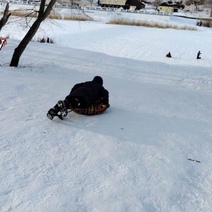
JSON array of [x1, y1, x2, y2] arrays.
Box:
[[93, 76, 103, 85]]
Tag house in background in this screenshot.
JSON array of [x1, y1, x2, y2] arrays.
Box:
[[157, 5, 175, 13], [98, 0, 145, 10], [157, 2, 185, 13], [125, 0, 145, 10]]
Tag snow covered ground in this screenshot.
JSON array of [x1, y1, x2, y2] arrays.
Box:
[[0, 10, 212, 212]]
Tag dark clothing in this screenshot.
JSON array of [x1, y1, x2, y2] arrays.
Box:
[[65, 78, 109, 109], [48, 76, 109, 119]]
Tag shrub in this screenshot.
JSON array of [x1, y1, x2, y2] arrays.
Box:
[[202, 21, 212, 28], [7, 10, 93, 21], [37, 37, 54, 44], [107, 18, 197, 30]]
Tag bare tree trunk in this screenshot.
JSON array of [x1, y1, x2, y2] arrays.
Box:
[[10, 19, 43, 67], [10, 0, 57, 67], [0, 3, 11, 31]]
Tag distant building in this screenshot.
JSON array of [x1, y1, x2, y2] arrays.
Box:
[[126, 0, 145, 10], [157, 2, 184, 13], [157, 6, 174, 13], [98, 0, 145, 10]]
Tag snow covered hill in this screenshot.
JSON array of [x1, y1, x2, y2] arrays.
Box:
[[0, 14, 212, 212]]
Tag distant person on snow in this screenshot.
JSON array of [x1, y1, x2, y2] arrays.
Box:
[[47, 76, 110, 120]]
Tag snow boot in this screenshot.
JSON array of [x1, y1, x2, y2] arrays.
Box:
[[47, 100, 68, 120], [47, 108, 57, 120]]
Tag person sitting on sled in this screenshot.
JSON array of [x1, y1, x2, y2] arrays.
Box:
[[47, 76, 110, 120]]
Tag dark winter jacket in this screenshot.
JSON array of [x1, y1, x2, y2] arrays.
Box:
[[65, 76, 109, 108]]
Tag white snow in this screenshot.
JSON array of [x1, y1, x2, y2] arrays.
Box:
[[0, 9, 212, 212]]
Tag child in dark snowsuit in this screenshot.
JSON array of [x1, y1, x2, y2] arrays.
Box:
[[47, 76, 109, 120]]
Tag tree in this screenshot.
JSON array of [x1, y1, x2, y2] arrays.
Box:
[[185, 0, 204, 9], [10, 0, 57, 67], [152, 0, 162, 9], [192, 0, 204, 10], [87, 0, 94, 7], [205, 0, 212, 16], [0, 3, 11, 32], [185, 0, 192, 6]]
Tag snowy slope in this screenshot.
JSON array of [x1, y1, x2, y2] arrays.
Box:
[[0, 13, 212, 212]]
